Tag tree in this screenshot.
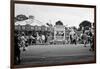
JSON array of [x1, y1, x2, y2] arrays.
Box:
[[79, 20, 91, 31], [16, 14, 28, 21], [55, 20, 63, 25]]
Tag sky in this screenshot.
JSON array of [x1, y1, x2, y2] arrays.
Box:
[[15, 3, 94, 28]]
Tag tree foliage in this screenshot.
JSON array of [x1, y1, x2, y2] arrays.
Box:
[[79, 20, 91, 30], [15, 14, 28, 21], [55, 20, 63, 25]]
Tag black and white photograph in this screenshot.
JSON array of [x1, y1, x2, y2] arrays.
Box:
[[11, 1, 96, 68]]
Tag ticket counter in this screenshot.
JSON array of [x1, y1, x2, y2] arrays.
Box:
[[54, 25, 65, 42]]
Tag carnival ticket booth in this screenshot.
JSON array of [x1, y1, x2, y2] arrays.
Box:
[[54, 25, 65, 44]]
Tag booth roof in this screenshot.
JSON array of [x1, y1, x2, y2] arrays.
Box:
[[15, 19, 46, 26]]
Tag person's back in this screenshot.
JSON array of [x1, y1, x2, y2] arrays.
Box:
[[14, 35, 21, 64], [82, 33, 87, 47], [82, 32, 87, 39], [21, 36, 26, 41], [42, 35, 45, 40], [15, 35, 20, 55], [21, 35, 26, 51]]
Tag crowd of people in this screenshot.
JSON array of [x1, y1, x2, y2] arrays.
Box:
[[14, 28, 94, 64]]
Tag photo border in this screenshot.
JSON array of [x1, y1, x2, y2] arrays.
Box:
[[10, 0, 96, 68]]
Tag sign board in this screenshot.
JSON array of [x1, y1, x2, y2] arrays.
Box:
[[54, 25, 65, 41]]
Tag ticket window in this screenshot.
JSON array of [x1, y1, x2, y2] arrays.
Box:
[[54, 26, 65, 41]]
